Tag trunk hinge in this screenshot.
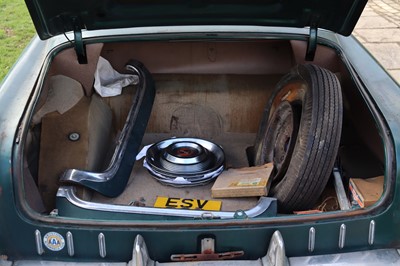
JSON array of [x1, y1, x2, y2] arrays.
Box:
[[72, 19, 87, 64], [305, 23, 318, 61]]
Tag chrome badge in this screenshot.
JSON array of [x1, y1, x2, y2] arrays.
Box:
[[43, 232, 65, 251]]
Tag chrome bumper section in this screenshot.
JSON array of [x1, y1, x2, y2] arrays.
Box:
[[56, 186, 277, 219], [7, 232, 400, 266], [59, 60, 155, 197]]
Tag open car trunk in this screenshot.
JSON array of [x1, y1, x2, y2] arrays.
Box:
[[23, 38, 385, 220]]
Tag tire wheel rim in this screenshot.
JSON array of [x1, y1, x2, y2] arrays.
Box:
[[263, 100, 300, 185]]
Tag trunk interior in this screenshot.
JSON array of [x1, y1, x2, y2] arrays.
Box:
[[23, 38, 385, 219]]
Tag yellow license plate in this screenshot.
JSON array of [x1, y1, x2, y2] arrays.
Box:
[[154, 196, 222, 211]]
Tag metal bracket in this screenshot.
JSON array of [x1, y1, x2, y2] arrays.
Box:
[[129, 233, 288, 265], [234, 210, 248, 219], [305, 24, 318, 61], [170, 238, 244, 262], [73, 18, 87, 64], [333, 167, 351, 210]]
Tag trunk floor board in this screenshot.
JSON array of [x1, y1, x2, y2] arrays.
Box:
[[91, 133, 260, 211]]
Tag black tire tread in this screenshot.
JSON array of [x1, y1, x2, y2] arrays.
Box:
[[285, 65, 342, 210], [258, 64, 342, 213]]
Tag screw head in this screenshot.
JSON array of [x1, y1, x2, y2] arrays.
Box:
[[68, 132, 80, 141]]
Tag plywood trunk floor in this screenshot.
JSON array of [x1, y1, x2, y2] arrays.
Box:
[[91, 133, 260, 211]]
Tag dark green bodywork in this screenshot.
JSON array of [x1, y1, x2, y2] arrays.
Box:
[[0, 27, 400, 262], [0, 0, 396, 262], [25, 0, 368, 40]]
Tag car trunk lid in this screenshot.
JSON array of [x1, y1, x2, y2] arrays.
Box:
[[25, 0, 368, 40]]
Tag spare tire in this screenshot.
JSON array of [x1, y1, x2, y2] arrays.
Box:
[[254, 64, 342, 213]]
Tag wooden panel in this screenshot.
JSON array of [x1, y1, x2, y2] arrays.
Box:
[[146, 74, 281, 135]]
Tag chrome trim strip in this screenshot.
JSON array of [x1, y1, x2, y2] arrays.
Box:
[[333, 168, 351, 210], [98, 233, 106, 258], [57, 186, 275, 219], [34, 230, 44, 255], [339, 224, 346, 249], [308, 227, 315, 252], [66, 231, 74, 257], [369, 220, 376, 245]]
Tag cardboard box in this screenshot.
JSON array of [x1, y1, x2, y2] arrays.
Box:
[[211, 163, 273, 198], [349, 175, 384, 208]]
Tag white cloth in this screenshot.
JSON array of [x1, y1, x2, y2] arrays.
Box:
[[94, 57, 139, 97]]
